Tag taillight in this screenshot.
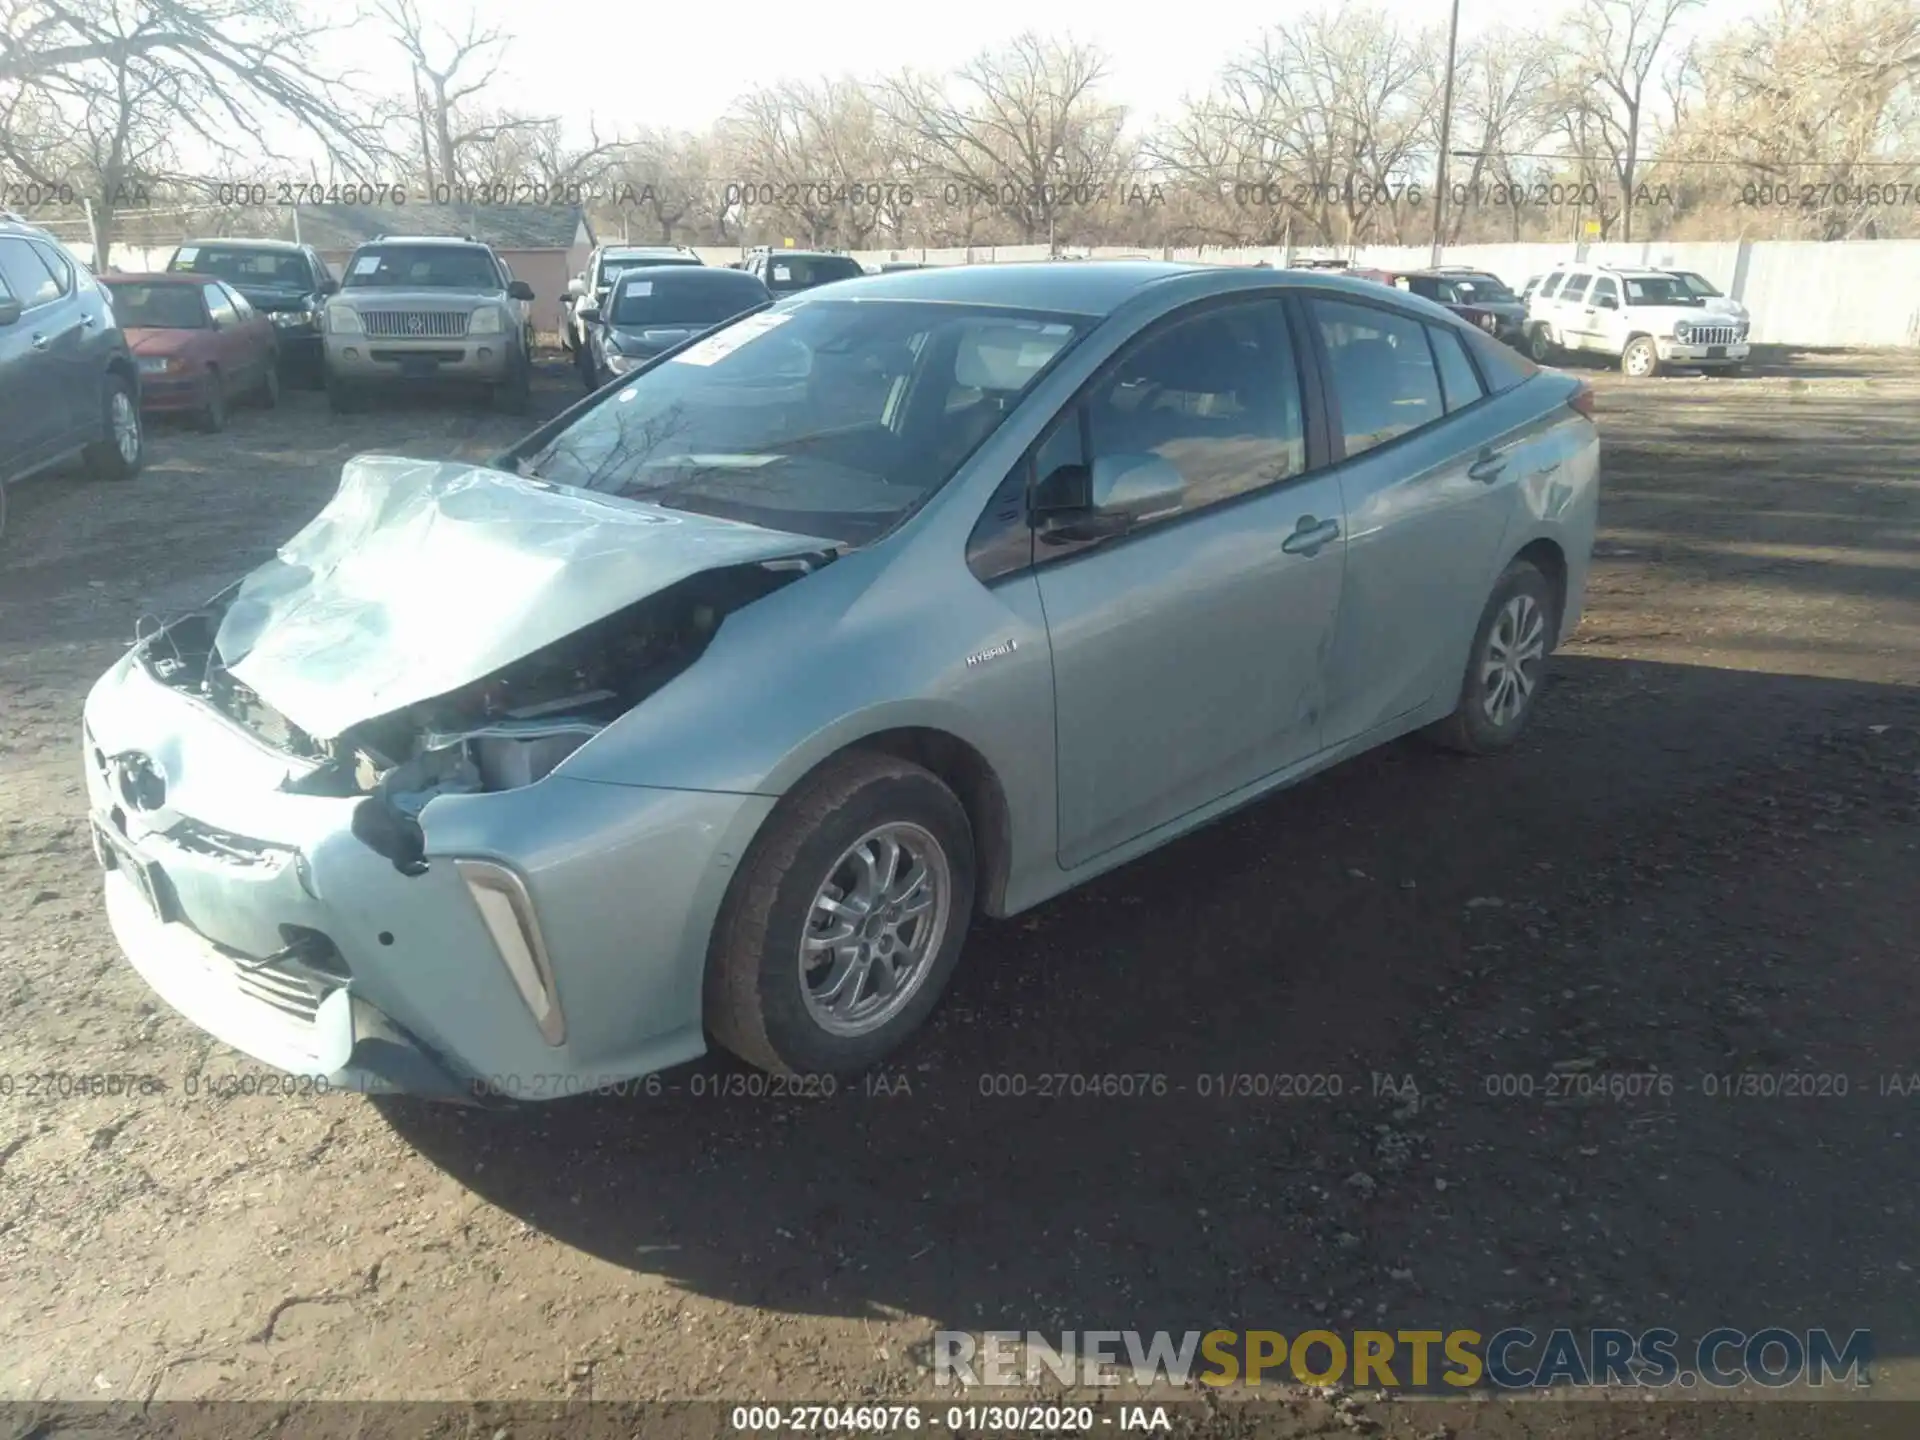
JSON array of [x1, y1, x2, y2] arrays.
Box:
[[1567, 380, 1596, 419]]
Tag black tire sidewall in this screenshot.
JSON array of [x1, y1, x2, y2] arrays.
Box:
[[1527, 325, 1554, 363], [1452, 562, 1557, 753], [717, 762, 976, 1076], [86, 374, 142, 480]]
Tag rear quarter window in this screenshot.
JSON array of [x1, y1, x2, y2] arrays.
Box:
[[1459, 324, 1539, 393]]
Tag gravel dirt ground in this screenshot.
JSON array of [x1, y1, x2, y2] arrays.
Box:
[[1, 347, 1917, 1436]]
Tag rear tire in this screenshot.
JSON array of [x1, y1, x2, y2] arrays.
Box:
[[84, 374, 143, 481], [1428, 560, 1558, 756], [1526, 324, 1556, 364], [705, 752, 976, 1077]]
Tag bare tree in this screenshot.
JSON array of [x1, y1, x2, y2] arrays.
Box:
[[882, 33, 1126, 246], [1551, 0, 1703, 240], [378, 0, 549, 191], [0, 0, 384, 261]]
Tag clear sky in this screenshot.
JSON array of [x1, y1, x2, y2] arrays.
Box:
[[314, 0, 1768, 147]]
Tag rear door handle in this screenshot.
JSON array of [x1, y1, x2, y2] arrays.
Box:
[[1468, 452, 1508, 483], [31, 333, 49, 350], [1282, 516, 1341, 556]]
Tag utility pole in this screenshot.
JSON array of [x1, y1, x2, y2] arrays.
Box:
[[1429, 0, 1463, 266]]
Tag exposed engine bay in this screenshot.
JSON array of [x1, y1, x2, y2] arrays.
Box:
[[140, 559, 818, 827]]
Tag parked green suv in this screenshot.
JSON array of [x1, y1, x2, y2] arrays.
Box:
[[321, 235, 535, 414]]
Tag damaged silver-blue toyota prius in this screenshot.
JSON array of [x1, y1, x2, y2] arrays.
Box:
[[82, 262, 1599, 1101]]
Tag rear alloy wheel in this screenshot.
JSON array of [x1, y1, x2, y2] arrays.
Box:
[[706, 752, 976, 1077], [198, 369, 228, 432], [1526, 325, 1556, 364], [84, 375, 144, 480], [1620, 335, 1661, 378], [1428, 560, 1557, 755]]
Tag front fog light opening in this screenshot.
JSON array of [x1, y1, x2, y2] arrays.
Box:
[[455, 859, 566, 1045]]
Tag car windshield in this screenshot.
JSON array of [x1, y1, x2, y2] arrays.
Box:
[[1673, 271, 1722, 297], [613, 272, 766, 326], [522, 298, 1090, 545], [1622, 275, 1698, 305], [169, 246, 311, 287], [343, 246, 498, 289], [103, 283, 207, 328], [1451, 274, 1515, 302], [762, 254, 866, 292]]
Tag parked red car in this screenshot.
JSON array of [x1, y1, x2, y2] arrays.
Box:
[[98, 273, 279, 431]]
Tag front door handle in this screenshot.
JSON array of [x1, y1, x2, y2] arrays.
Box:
[[1282, 515, 1341, 557], [31, 333, 49, 350], [1468, 452, 1508, 483]]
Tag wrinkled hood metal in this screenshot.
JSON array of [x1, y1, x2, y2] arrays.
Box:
[[209, 455, 832, 740]]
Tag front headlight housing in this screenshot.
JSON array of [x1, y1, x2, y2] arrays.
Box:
[[137, 356, 173, 374], [469, 306, 505, 335], [1674, 322, 1693, 343], [271, 307, 315, 327], [324, 303, 362, 335]]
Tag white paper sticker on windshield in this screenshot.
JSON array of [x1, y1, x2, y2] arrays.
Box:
[[670, 310, 793, 367], [626, 280, 653, 297], [772, 265, 792, 281], [174, 247, 199, 264], [352, 255, 382, 275], [1016, 342, 1056, 369]]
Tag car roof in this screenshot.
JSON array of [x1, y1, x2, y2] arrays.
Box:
[[101, 272, 205, 284], [177, 237, 305, 251], [602, 244, 694, 256], [811, 260, 1202, 315], [612, 264, 761, 284], [356, 235, 492, 248], [760, 250, 862, 261]]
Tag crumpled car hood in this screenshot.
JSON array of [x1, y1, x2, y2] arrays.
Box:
[[211, 455, 831, 740]]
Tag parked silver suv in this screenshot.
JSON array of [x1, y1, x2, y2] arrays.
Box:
[[321, 235, 535, 413]]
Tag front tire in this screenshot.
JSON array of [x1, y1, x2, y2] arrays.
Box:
[[1620, 335, 1661, 378], [1526, 324, 1556, 364], [259, 360, 281, 408], [706, 752, 977, 1077], [84, 374, 143, 480], [1428, 560, 1558, 755], [198, 369, 228, 432]]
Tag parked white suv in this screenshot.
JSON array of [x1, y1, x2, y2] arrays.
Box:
[[1524, 264, 1750, 377]]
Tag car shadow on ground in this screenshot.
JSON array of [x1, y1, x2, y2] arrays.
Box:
[[378, 654, 1920, 1357]]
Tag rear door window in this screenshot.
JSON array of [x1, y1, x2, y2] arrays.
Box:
[[1311, 297, 1446, 458], [1537, 271, 1565, 300], [1560, 273, 1591, 302], [1427, 325, 1485, 413]]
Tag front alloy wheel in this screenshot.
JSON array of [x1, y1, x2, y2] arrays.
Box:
[[706, 752, 976, 1076], [1621, 336, 1660, 378], [800, 823, 952, 1037]]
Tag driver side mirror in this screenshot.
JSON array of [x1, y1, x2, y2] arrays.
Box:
[[1034, 453, 1184, 544], [317, 277, 339, 296], [507, 280, 535, 302], [574, 299, 601, 323], [0, 297, 20, 328]]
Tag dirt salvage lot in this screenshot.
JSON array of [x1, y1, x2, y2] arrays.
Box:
[[2, 349, 1919, 1427]]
